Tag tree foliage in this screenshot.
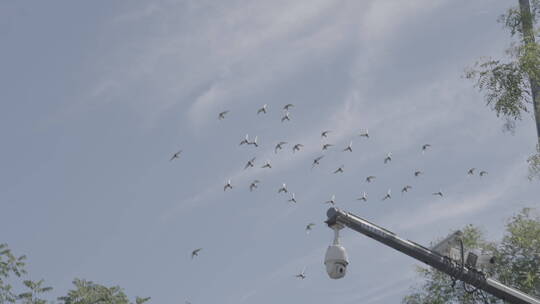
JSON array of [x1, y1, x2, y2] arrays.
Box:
[[58, 279, 131, 304], [0, 243, 50, 304], [0, 244, 150, 304], [464, 58, 529, 122], [18, 280, 53, 304], [465, 1, 540, 124], [465, 0, 540, 178], [57, 279, 151, 304], [528, 144, 540, 180], [402, 208, 540, 303]]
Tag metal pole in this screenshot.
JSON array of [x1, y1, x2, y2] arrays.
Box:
[[325, 208, 540, 304]]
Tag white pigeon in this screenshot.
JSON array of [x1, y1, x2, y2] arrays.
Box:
[[295, 267, 306, 279], [244, 157, 256, 169], [248, 136, 259, 147], [401, 185, 412, 193], [384, 152, 392, 164], [281, 111, 291, 122], [305, 223, 316, 234], [382, 189, 391, 201], [275, 141, 287, 153], [333, 165, 344, 174], [288, 193, 297, 204], [343, 141, 353, 152], [218, 111, 229, 120], [239, 134, 250, 146], [325, 194, 336, 205], [357, 192, 368, 202], [359, 129, 369, 138], [191, 248, 202, 259], [433, 190, 443, 197], [283, 104, 294, 111], [261, 160, 272, 169], [322, 143, 334, 151], [249, 180, 260, 192], [170, 150, 182, 161], [312, 155, 324, 168], [224, 179, 233, 191], [293, 144, 304, 153], [257, 104, 268, 114]]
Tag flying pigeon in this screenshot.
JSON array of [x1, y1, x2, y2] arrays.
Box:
[[239, 134, 250, 146], [224, 179, 233, 191], [281, 111, 291, 122], [325, 194, 336, 205], [422, 144, 431, 153], [249, 180, 260, 192], [468, 168, 476, 175], [283, 104, 294, 111], [305, 223, 316, 233], [366, 176, 376, 183], [359, 129, 369, 138], [295, 267, 306, 279], [401, 185, 412, 193], [191, 248, 202, 259], [384, 152, 392, 164], [414, 170, 423, 177], [312, 155, 324, 168], [170, 150, 182, 161], [321, 130, 332, 138], [257, 104, 268, 114], [288, 193, 297, 204], [275, 141, 287, 153], [322, 143, 334, 151], [382, 189, 391, 201], [218, 111, 229, 120], [432, 190, 443, 197], [357, 192, 368, 202], [278, 183, 288, 193], [343, 141, 353, 152], [333, 165, 344, 174], [479, 170, 488, 177], [261, 160, 272, 169], [293, 144, 304, 153], [248, 136, 259, 147], [244, 157, 256, 169]]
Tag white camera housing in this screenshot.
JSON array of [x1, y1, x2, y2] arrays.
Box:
[[325, 244, 349, 279], [325, 224, 349, 279]]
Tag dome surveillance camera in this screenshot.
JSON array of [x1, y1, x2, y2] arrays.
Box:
[[324, 224, 349, 279], [325, 244, 349, 279]]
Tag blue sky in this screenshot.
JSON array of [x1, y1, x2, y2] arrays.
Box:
[[1, 0, 539, 303]]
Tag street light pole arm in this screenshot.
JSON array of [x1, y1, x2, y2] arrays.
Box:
[[325, 208, 540, 304]]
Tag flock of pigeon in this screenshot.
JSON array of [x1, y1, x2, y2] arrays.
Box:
[[171, 103, 489, 283]]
